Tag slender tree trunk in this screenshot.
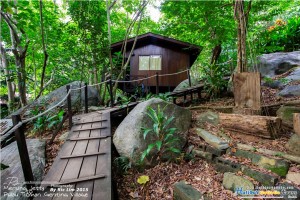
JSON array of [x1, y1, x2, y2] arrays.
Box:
[[1, 11, 29, 107], [210, 44, 222, 64], [37, 0, 49, 98], [0, 43, 15, 109], [234, 0, 251, 73]]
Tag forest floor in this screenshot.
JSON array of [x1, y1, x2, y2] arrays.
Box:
[[29, 83, 300, 199], [112, 88, 300, 200]]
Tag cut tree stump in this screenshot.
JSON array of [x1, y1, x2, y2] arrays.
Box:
[[219, 113, 281, 138], [294, 113, 300, 136]]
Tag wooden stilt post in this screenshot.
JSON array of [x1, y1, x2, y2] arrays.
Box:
[[109, 79, 114, 107], [85, 83, 88, 113], [66, 85, 72, 129], [156, 72, 159, 95], [187, 68, 192, 87], [12, 115, 34, 189]]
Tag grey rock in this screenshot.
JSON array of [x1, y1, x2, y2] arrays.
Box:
[[113, 98, 191, 166], [36, 81, 99, 111], [222, 172, 254, 193], [262, 80, 284, 89], [1, 139, 46, 200], [196, 111, 219, 126], [174, 79, 200, 92], [278, 85, 300, 97], [258, 51, 300, 77], [195, 128, 229, 150], [285, 134, 300, 156], [174, 181, 203, 200], [286, 67, 300, 81], [192, 149, 213, 161]]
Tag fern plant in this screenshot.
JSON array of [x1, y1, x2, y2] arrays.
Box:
[[140, 105, 181, 163]]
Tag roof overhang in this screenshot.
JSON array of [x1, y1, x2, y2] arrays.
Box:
[[111, 32, 202, 65]]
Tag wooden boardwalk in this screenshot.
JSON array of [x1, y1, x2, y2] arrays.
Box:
[[36, 112, 112, 199]]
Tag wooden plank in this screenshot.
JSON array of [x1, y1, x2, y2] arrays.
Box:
[[68, 135, 109, 141], [73, 119, 107, 125], [294, 113, 300, 136], [42, 130, 80, 183], [60, 152, 106, 159], [233, 72, 261, 114], [59, 174, 106, 185], [72, 126, 107, 132], [72, 120, 104, 200], [92, 114, 112, 200]]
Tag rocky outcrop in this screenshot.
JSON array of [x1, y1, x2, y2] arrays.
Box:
[[258, 51, 300, 77], [113, 98, 191, 166], [1, 139, 46, 199], [36, 81, 100, 111]]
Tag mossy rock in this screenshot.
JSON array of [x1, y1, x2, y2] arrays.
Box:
[[276, 106, 300, 127]]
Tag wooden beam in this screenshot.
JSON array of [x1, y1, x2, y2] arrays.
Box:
[[58, 174, 106, 185], [294, 113, 300, 136], [68, 135, 109, 141], [73, 119, 107, 125], [72, 126, 107, 132], [219, 113, 281, 138], [60, 152, 106, 159]]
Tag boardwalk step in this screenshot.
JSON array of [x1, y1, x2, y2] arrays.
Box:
[[73, 119, 107, 125], [68, 135, 109, 141], [72, 126, 107, 132], [58, 174, 106, 185], [60, 152, 106, 159]]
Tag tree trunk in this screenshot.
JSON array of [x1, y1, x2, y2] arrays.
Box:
[[37, 0, 49, 98], [0, 43, 15, 109], [234, 0, 251, 73], [219, 113, 281, 138], [1, 11, 29, 107], [210, 44, 222, 64]]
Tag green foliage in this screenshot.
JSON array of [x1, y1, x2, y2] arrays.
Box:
[[141, 93, 172, 102], [114, 156, 131, 174], [32, 109, 64, 135], [140, 105, 181, 163], [201, 63, 228, 99], [263, 77, 274, 84]]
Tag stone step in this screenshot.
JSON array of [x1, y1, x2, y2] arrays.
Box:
[[173, 181, 204, 200], [228, 148, 290, 177]]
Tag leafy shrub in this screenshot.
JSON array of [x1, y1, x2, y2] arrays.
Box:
[[258, 17, 300, 53], [202, 63, 228, 99], [140, 105, 181, 164]]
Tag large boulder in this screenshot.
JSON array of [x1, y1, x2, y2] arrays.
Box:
[[113, 98, 191, 165], [36, 81, 100, 111], [174, 78, 200, 92], [1, 139, 46, 199], [258, 51, 300, 77]]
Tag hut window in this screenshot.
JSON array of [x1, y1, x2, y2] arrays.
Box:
[[139, 55, 161, 70]]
